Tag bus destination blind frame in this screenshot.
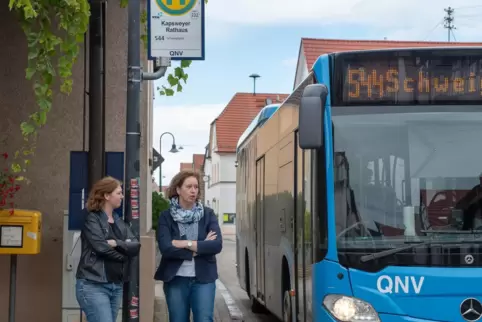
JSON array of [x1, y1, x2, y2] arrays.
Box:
[[334, 50, 482, 106]]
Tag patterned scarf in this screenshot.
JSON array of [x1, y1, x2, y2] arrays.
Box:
[[169, 196, 204, 224]]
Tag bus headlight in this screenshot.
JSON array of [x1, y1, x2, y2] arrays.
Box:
[[323, 295, 380, 321]]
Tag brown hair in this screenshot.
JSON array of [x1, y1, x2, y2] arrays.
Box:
[[166, 170, 201, 200], [86, 176, 122, 212]]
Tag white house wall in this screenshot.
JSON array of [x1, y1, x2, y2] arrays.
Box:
[[205, 149, 237, 234], [294, 47, 309, 89], [220, 153, 236, 181], [203, 157, 213, 207]]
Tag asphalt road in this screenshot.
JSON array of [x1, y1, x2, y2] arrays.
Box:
[[218, 238, 280, 322]]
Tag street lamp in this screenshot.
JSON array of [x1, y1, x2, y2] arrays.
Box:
[[249, 73, 260, 96], [159, 132, 179, 188], [169, 144, 179, 153]]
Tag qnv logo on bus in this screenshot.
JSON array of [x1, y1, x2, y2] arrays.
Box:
[[156, 0, 196, 16]]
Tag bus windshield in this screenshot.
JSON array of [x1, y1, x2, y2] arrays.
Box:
[[333, 106, 482, 270]]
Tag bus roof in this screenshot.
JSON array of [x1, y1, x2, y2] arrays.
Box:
[[236, 103, 281, 151]]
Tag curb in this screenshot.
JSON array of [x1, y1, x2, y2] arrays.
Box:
[[216, 279, 244, 321]]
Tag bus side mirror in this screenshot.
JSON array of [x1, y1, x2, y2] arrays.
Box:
[[299, 84, 328, 149]]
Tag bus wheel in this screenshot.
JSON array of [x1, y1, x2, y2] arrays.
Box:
[[283, 290, 292, 322]]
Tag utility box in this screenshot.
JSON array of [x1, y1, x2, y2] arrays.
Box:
[[0, 209, 42, 255]]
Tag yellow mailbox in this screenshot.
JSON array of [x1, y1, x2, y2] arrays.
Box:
[[0, 209, 41, 255]]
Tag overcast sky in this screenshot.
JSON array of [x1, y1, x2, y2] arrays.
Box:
[[152, 0, 482, 185]]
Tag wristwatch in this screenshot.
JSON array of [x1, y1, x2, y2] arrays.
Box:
[[187, 240, 193, 248]]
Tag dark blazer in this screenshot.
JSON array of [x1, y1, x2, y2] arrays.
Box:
[[76, 211, 141, 283], [154, 206, 222, 283]]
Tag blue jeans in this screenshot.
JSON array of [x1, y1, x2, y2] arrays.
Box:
[[163, 276, 216, 322], [76, 279, 123, 322]]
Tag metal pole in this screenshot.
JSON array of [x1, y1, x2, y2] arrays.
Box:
[[88, 0, 106, 187], [8, 254, 17, 322], [124, 1, 169, 320], [123, 0, 142, 320], [158, 131, 177, 191], [159, 138, 162, 189]]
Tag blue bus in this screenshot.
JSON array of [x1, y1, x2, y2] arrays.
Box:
[[236, 46, 482, 322]]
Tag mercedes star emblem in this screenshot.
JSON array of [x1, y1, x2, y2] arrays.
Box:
[[461, 298, 482, 321], [465, 255, 475, 265]]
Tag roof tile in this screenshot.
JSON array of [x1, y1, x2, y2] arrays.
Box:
[[301, 38, 482, 68], [214, 93, 289, 153]]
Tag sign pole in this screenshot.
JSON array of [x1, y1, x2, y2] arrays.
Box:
[[123, 0, 142, 319], [8, 254, 17, 322], [122, 0, 206, 318], [123, 0, 169, 321]]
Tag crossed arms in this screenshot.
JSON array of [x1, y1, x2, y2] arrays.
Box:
[[157, 211, 223, 260]]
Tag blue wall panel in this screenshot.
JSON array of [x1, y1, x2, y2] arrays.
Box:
[[68, 151, 125, 230]]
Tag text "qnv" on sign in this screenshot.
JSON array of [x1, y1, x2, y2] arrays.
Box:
[[376, 275, 425, 294], [170, 51, 184, 56]]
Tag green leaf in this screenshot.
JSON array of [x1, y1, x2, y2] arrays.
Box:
[[180, 60, 192, 68], [38, 111, 48, 125], [11, 163, 22, 174], [165, 88, 175, 96], [167, 74, 178, 86], [20, 122, 35, 135], [28, 50, 38, 60], [25, 67, 36, 80], [38, 98, 52, 112], [174, 67, 184, 78], [34, 82, 48, 97], [176, 83, 183, 92]]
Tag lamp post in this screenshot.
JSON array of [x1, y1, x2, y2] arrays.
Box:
[[159, 132, 179, 188]]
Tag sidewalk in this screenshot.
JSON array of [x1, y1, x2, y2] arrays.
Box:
[[223, 234, 236, 242], [154, 281, 238, 322]]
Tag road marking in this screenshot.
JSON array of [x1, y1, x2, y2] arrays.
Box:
[[216, 279, 244, 321]]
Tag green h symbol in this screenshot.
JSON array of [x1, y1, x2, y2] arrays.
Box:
[[166, 0, 186, 4]]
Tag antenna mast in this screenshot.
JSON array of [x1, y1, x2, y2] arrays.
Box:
[[444, 6, 456, 42]]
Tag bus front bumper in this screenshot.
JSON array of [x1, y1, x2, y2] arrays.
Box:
[[319, 309, 441, 322]]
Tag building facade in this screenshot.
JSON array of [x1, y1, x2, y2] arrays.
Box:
[[203, 93, 288, 232]]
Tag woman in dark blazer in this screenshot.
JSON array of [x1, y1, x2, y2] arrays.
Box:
[[154, 170, 223, 322]]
